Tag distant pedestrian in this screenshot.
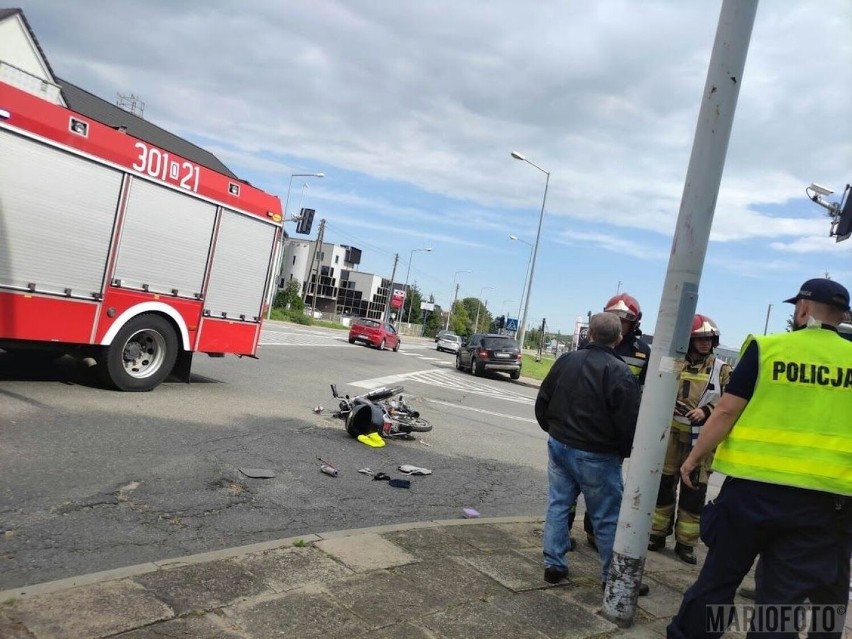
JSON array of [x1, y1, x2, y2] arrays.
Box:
[[535, 312, 649, 594], [667, 278, 852, 639]]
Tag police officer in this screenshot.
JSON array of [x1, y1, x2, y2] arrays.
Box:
[[667, 278, 852, 639], [569, 294, 651, 551], [649, 315, 732, 564]]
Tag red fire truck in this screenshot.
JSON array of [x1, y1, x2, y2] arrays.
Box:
[[0, 82, 284, 391]]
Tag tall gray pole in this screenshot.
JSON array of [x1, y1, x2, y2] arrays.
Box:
[[403, 252, 416, 325], [301, 219, 326, 306], [763, 303, 772, 335], [518, 170, 549, 350], [602, 0, 758, 626], [382, 253, 399, 322], [267, 172, 323, 319], [517, 244, 532, 339]]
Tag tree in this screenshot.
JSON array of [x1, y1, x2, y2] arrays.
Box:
[[458, 296, 492, 336], [423, 296, 443, 337], [274, 279, 304, 312], [402, 282, 424, 324], [450, 299, 471, 336]]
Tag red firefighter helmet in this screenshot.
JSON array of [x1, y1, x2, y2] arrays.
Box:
[[604, 294, 642, 323], [691, 314, 720, 348]]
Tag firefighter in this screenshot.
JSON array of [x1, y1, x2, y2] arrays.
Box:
[[605, 293, 652, 387], [648, 314, 731, 564], [570, 293, 651, 551]]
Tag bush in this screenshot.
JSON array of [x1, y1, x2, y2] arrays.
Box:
[[274, 280, 304, 313]]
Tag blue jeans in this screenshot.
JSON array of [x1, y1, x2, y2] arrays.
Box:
[[543, 437, 623, 582]]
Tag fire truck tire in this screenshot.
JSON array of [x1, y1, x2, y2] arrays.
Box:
[[100, 314, 179, 391]]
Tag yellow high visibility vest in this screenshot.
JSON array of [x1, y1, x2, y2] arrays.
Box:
[[713, 328, 852, 496]]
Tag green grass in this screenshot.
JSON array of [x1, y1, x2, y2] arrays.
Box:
[[521, 353, 557, 381]]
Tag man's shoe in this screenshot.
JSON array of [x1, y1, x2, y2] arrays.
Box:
[[586, 533, 598, 551], [544, 566, 569, 584], [738, 586, 756, 600], [675, 542, 697, 565], [648, 535, 666, 551], [601, 581, 650, 596]]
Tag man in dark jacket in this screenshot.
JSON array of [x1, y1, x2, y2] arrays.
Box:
[[536, 312, 643, 589]]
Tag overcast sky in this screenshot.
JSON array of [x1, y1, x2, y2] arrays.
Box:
[[15, 1, 851, 346]]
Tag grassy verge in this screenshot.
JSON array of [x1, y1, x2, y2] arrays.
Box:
[[521, 353, 558, 381], [267, 308, 347, 331]]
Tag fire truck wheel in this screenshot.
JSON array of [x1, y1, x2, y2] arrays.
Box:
[[100, 314, 179, 391]]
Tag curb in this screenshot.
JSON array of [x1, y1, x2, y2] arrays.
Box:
[[0, 516, 542, 602]]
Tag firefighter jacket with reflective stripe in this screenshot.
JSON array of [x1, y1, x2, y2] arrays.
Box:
[[713, 328, 852, 496], [671, 353, 731, 435], [615, 330, 651, 386]]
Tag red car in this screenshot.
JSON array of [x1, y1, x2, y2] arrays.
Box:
[[348, 319, 401, 351]]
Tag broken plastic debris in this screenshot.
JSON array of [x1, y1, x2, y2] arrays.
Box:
[[239, 468, 276, 479], [398, 465, 432, 476], [313, 405, 324, 414], [462, 507, 480, 519]]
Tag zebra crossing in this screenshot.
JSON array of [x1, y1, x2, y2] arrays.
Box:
[[258, 329, 349, 347], [350, 368, 535, 405]]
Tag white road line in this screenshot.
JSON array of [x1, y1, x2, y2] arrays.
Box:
[[350, 369, 535, 405], [425, 399, 537, 423]]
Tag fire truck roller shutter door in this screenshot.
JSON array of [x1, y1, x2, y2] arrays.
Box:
[[113, 178, 216, 298], [0, 129, 122, 297], [204, 209, 277, 320]]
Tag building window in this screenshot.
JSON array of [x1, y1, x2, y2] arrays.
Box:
[[292, 256, 296, 265], [335, 255, 339, 264]]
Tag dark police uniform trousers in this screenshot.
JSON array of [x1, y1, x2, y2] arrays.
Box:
[[667, 476, 850, 639]]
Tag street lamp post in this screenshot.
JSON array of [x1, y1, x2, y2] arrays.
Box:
[[284, 172, 325, 220], [445, 270, 471, 331], [295, 182, 309, 216], [510, 151, 550, 351], [403, 247, 433, 325], [267, 171, 325, 319], [509, 234, 533, 338], [474, 286, 494, 332]]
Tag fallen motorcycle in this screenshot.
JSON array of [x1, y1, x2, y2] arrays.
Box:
[[329, 384, 432, 439]]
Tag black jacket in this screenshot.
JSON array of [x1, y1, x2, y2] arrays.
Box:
[[535, 343, 641, 458], [615, 329, 651, 387]]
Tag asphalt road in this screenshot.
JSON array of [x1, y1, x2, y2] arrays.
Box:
[[0, 322, 549, 590]]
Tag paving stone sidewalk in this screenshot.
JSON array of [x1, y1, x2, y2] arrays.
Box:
[[0, 516, 828, 639]]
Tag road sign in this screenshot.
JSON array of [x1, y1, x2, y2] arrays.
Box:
[[505, 318, 518, 332]]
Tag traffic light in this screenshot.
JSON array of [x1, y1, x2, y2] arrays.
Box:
[[295, 208, 315, 234], [497, 315, 505, 329], [835, 187, 852, 241]]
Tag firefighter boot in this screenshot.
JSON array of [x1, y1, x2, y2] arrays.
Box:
[[675, 542, 697, 565], [648, 535, 666, 551]]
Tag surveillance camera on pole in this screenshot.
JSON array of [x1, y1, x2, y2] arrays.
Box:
[[806, 182, 852, 242]]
